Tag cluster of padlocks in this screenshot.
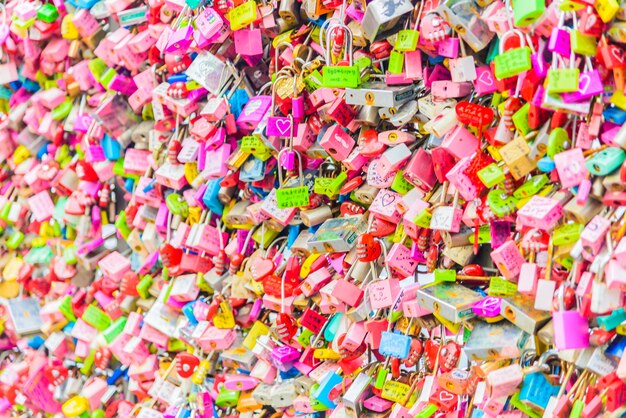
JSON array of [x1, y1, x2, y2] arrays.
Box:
[[1, 0, 626, 417]]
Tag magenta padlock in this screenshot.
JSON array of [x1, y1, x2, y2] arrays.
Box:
[[292, 95, 304, 121], [562, 69, 604, 103], [548, 27, 571, 57], [553, 288, 590, 350], [438, 37, 460, 58], [234, 28, 263, 57], [280, 150, 296, 170], [473, 66, 498, 96], [472, 296, 501, 317], [271, 345, 300, 364]]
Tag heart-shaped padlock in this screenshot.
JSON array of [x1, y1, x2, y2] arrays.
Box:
[[438, 341, 462, 372], [176, 352, 200, 378]]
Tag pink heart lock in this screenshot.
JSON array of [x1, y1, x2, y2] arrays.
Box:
[[250, 258, 275, 281]]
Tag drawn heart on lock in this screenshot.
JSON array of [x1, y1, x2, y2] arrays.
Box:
[[611, 47, 625, 64], [478, 70, 494, 87], [250, 258, 275, 281], [275, 119, 292, 135], [244, 99, 262, 116], [439, 390, 455, 402], [381, 192, 396, 207], [578, 74, 591, 94]]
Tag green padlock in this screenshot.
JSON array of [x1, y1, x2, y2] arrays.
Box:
[[513, 174, 549, 198], [91, 409, 106, 418], [571, 31, 597, 56], [434, 269, 456, 283], [0, 202, 12, 222], [586, 147, 626, 175], [59, 295, 77, 322], [136, 275, 153, 299], [391, 170, 414, 195], [37, 3, 59, 22], [487, 189, 519, 218], [388, 50, 405, 74], [570, 399, 584, 418], [322, 66, 360, 88], [114, 210, 132, 240], [165, 193, 190, 217], [64, 245, 78, 265], [477, 163, 505, 188], [415, 404, 438, 418], [546, 68, 580, 94], [375, 367, 388, 389], [100, 68, 118, 90], [80, 349, 96, 375], [215, 387, 240, 408], [512, 103, 531, 136], [6, 231, 25, 249], [547, 128, 569, 159], [494, 47, 532, 80], [513, 0, 545, 26], [102, 316, 127, 343], [395, 29, 419, 52], [553, 223, 583, 246], [414, 209, 432, 228], [82, 305, 112, 331], [87, 59, 107, 83]]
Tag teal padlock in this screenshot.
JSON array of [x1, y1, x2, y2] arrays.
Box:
[[586, 147, 626, 175]]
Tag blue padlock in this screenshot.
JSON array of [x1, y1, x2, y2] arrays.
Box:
[[379, 331, 411, 359], [313, 371, 342, 409], [323, 313, 342, 342], [518, 372, 559, 410], [202, 178, 224, 215], [102, 135, 122, 161], [182, 301, 199, 325]]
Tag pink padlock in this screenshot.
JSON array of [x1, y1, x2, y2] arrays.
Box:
[[320, 124, 356, 161], [490, 240, 525, 281]]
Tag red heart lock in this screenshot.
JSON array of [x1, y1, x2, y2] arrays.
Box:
[[95, 347, 112, 370], [120, 271, 140, 296], [358, 129, 386, 157], [369, 217, 396, 237], [44, 359, 68, 386], [160, 243, 183, 268], [438, 341, 461, 372], [176, 352, 200, 378], [356, 233, 381, 262], [424, 339, 440, 371], [75, 160, 99, 182], [276, 313, 297, 342], [403, 338, 423, 368], [250, 258, 275, 281]]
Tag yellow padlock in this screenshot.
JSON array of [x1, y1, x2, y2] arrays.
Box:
[[62, 396, 90, 417], [2, 257, 24, 282], [12, 145, 31, 165], [300, 253, 322, 279]]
